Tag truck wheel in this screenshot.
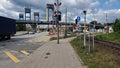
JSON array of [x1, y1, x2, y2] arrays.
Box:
[[1, 36, 5, 40], [0, 36, 2, 41], [6, 35, 11, 40], [7, 35, 11, 40]]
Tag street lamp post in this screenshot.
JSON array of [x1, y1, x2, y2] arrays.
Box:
[[83, 10, 87, 48]]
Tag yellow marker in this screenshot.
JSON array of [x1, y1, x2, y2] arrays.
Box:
[[20, 50, 30, 56], [5, 51, 20, 63]]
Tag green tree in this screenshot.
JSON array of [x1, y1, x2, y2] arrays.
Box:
[[90, 20, 97, 25], [90, 21, 103, 30], [97, 23, 102, 25], [112, 18, 120, 32], [16, 24, 26, 31]]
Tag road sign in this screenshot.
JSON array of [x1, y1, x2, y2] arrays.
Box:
[[47, 4, 54, 9], [77, 16, 81, 22], [19, 14, 24, 18], [25, 8, 31, 13]]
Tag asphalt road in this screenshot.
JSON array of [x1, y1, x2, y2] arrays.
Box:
[[0, 32, 49, 68]]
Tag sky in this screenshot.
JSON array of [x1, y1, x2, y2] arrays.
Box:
[[0, 0, 120, 24]]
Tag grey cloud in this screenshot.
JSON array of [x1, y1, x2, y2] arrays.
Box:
[[105, 0, 117, 7], [62, 0, 99, 10], [9, 0, 54, 10], [0, 0, 120, 24], [7, 0, 55, 20]]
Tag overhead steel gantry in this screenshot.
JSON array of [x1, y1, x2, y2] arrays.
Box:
[[46, 4, 55, 31], [16, 20, 74, 25], [16, 20, 104, 29]]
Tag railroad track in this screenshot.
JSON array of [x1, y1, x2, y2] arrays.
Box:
[[78, 35, 120, 54], [94, 38, 120, 55], [82, 35, 120, 54]]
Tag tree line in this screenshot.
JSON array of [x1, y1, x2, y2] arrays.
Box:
[[112, 18, 120, 32], [90, 19, 120, 32]]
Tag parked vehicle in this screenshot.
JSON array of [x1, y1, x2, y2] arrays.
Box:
[[0, 16, 16, 40], [28, 30, 35, 34]]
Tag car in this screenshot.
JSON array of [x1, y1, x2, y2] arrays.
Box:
[[37, 30, 40, 33], [28, 30, 35, 34]]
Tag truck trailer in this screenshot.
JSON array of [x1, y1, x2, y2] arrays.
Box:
[[0, 16, 16, 40]]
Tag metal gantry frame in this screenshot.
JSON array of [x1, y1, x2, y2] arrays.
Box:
[[25, 7, 31, 21], [24, 7, 31, 31], [19, 13, 24, 20], [34, 12, 40, 22], [34, 12, 40, 32], [46, 4, 54, 31]]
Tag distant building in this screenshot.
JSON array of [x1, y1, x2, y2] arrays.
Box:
[[104, 26, 113, 33], [109, 26, 114, 33]]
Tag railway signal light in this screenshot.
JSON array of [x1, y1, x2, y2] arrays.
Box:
[[59, 2, 62, 6], [58, 14, 61, 21], [75, 19, 78, 24], [54, 3, 57, 6], [54, 0, 62, 44], [54, 2, 62, 6], [54, 14, 61, 21], [54, 11, 62, 14]]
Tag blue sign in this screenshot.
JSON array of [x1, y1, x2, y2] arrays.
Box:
[[77, 16, 81, 22], [25, 8, 31, 13], [19, 15, 24, 18]]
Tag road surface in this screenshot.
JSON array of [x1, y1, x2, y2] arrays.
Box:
[[0, 32, 50, 68]]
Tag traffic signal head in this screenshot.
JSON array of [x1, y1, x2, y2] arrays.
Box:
[[54, 14, 61, 21], [75, 19, 78, 24], [58, 14, 61, 21]]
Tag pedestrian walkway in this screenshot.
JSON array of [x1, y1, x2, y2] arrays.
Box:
[[15, 31, 27, 36], [15, 38, 86, 68]]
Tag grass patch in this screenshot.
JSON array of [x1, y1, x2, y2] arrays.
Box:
[[50, 35, 73, 41], [70, 38, 120, 68], [96, 32, 120, 43]]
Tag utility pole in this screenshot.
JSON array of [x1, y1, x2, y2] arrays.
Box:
[[106, 13, 108, 26], [93, 14, 95, 52], [106, 13, 109, 34], [83, 10, 87, 48], [56, 0, 59, 44], [47, 8, 49, 31], [65, 8, 67, 24], [88, 23, 91, 52], [64, 8, 67, 38]]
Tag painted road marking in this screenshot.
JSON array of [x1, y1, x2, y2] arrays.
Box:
[[4, 51, 20, 63], [20, 50, 30, 56]]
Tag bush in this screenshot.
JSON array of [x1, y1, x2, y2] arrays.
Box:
[[112, 19, 120, 32]]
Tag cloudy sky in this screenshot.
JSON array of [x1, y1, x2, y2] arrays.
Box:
[[0, 0, 120, 24]]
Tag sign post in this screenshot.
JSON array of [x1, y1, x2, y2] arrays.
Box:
[[76, 16, 81, 38]]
